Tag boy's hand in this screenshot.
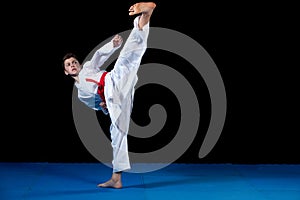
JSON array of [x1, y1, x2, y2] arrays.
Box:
[[112, 34, 123, 48], [100, 102, 107, 109]]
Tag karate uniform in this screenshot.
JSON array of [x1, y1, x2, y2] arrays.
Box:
[[75, 16, 149, 172]]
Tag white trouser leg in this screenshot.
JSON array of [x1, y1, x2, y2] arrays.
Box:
[[106, 16, 150, 172], [110, 90, 133, 172], [110, 124, 131, 173], [109, 16, 149, 99]]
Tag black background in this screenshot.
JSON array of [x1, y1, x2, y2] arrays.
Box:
[[1, 1, 298, 164]]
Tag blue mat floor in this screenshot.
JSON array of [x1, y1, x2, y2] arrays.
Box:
[[1, 162, 299, 200]]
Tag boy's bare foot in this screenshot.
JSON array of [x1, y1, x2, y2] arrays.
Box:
[[97, 179, 122, 189], [128, 2, 156, 16], [129, 2, 156, 29], [97, 172, 122, 189]]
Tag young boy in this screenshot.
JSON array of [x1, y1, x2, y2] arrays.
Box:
[[63, 2, 156, 188]]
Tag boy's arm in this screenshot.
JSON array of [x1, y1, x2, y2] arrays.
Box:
[[89, 34, 123, 70]]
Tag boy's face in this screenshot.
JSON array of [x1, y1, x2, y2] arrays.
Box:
[[64, 57, 81, 76]]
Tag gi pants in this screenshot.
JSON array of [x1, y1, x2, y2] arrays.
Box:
[[104, 16, 149, 172]]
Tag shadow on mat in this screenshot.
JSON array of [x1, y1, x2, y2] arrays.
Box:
[[124, 177, 202, 189]]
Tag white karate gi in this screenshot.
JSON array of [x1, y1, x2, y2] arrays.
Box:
[[75, 16, 149, 172]]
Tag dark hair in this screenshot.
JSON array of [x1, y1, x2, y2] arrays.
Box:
[[62, 53, 79, 70]]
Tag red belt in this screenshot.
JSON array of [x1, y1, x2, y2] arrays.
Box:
[[98, 71, 108, 103], [85, 71, 108, 103]]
